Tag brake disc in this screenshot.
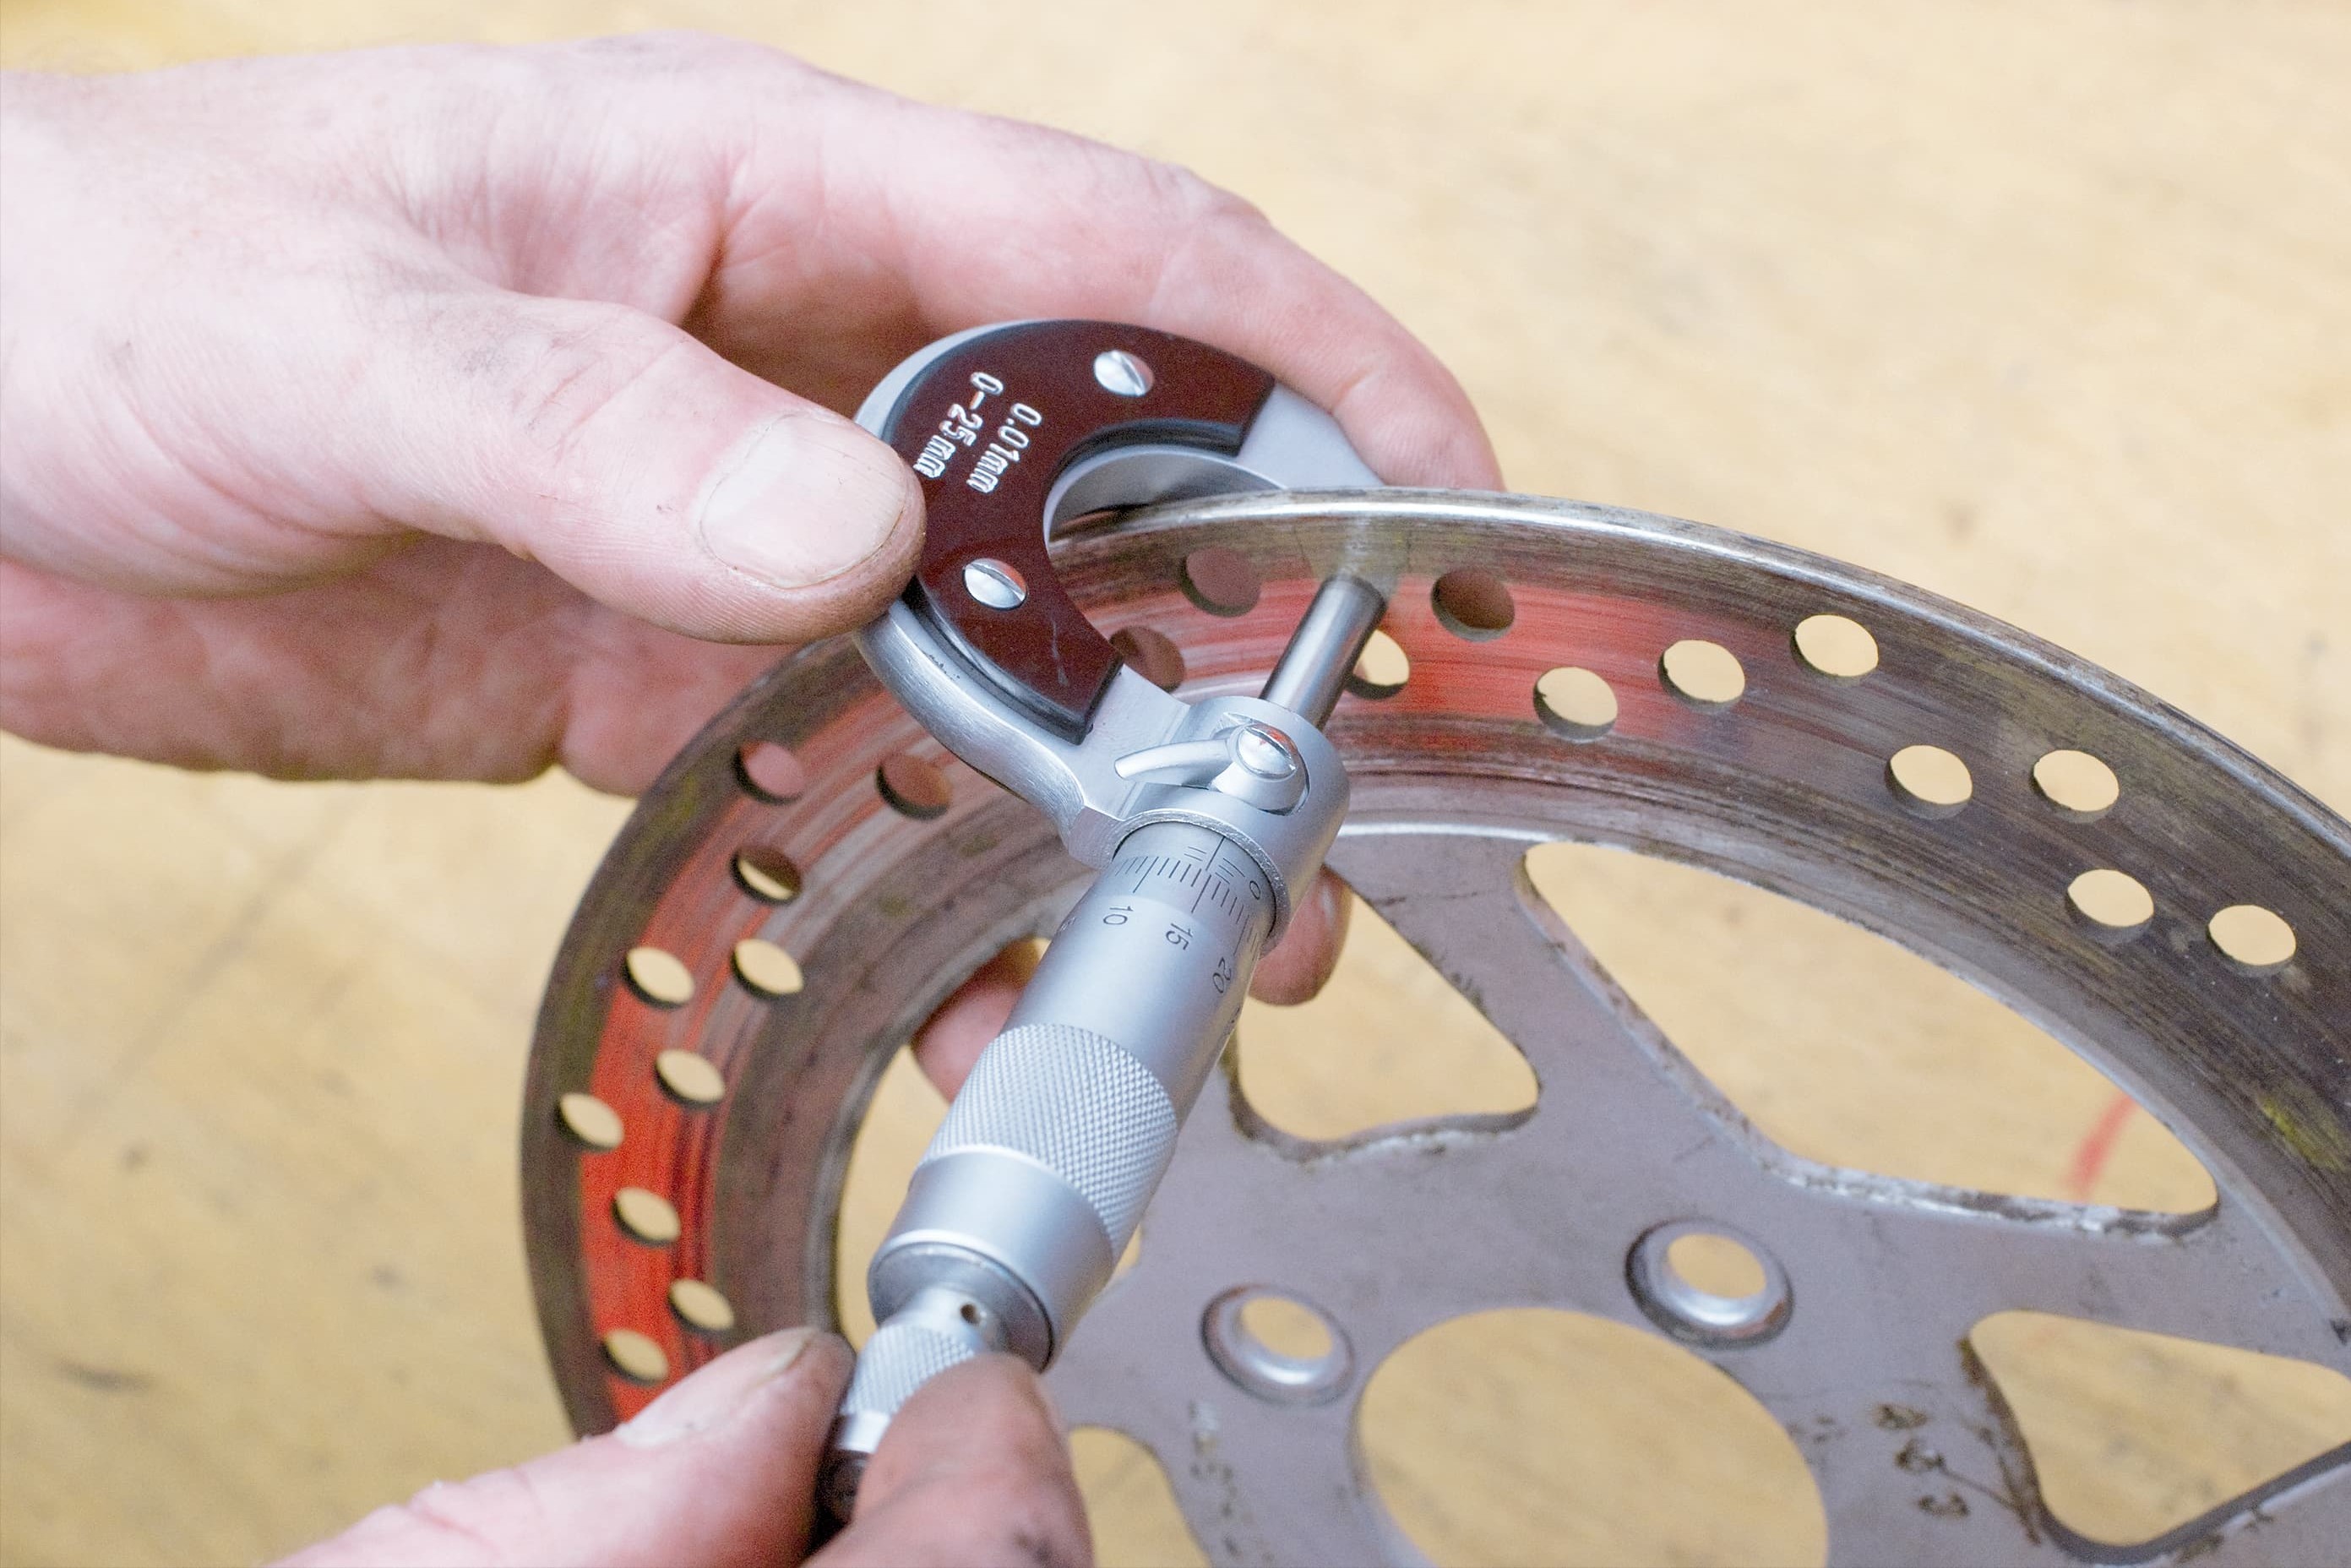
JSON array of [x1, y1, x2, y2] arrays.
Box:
[[522, 487, 2349, 1566]]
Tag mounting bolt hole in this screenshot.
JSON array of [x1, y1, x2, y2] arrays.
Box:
[[1346, 629, 1411, 700], [1661, 640, 1747, 709], [1431, 568, 1516, 641], [1628, 1221, 1791, 1347], [1887, 744, 1974, 817], [1179, 547, 1261, 618], [1534, 666, 1618, 741], [877, 754, 953, 820], [1242, 1293, 1334, 1360], [1666, 1231, 1768, 1298], [734, 741, 806, 805], [1109, 625, 1187, 691], [1203, 1286, 1352, 1404]]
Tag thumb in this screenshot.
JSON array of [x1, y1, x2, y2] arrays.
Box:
[[279, 1327, 852, 1568], [1247, 867, 1353, 1006], [394, 288, 922, 645]]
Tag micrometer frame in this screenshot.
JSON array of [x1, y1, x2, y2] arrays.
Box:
[[852, 319, 1380, 933]]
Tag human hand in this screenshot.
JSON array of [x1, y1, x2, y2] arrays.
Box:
[[8, 44, 1483, 1559], [0, 33, 1499, 793], [3, 32, 1486, 1005], [280, 1328, 1092, 1568]]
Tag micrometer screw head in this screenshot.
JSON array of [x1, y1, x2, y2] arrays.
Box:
[[1091, 348, 1155, 397], [961, 558, 1028, 610], [1233, 724, 1300, 781]]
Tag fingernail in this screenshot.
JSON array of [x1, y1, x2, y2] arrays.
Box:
[[617, 1326, 818, 1448], [699, 412, 914, 589]]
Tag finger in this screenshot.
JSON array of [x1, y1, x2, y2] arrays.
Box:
[[692, 57, 1503, 489], [375, 281, 923, 645], [815, 1355, 1091, 1568], [279, 1328, 851, 1568], [1249, 868, 1354, 1005], [912, 940, 1042, 1099], [0, 544, 780, 792]]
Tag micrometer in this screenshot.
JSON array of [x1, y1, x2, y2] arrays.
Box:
[[821, 321, 1387, 1516]]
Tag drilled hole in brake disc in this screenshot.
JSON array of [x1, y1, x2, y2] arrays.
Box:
[[1204, 1287, 1352, 1405], [1345, 628, 1409, 700], [525, 492, 2351, 1567], [1629, 1220, 1792, 1346]]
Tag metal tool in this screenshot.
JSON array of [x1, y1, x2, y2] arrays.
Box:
[[824, 323, 1386, 1514], [520, 331, 2351, 1564]]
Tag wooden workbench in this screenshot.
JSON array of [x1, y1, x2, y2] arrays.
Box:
[[2, 4, 2345, 1565]]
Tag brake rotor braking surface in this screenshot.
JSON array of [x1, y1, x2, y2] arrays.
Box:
[[524, 487, 2351, 1566]]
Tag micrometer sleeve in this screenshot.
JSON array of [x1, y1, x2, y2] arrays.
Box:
[[824, 821, 1274, 1511]]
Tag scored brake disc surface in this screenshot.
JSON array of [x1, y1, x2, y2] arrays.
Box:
[[523, 489, 2350, 1566]]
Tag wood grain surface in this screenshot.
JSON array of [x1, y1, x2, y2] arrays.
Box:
[[2, 3, 2346, 1565]]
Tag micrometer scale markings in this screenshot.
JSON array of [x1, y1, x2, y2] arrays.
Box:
[[1090, 843, 1265, 1003]]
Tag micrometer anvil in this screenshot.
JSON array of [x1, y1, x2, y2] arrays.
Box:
[[823, 322, 1387, 1516]]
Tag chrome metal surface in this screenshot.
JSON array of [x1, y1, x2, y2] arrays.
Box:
[[525, 489, 2351, 1566], [1203, 1287, 1356, 1406], [1259, 572, 1386, 726], [1628, 1220, 1794, 1347]]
